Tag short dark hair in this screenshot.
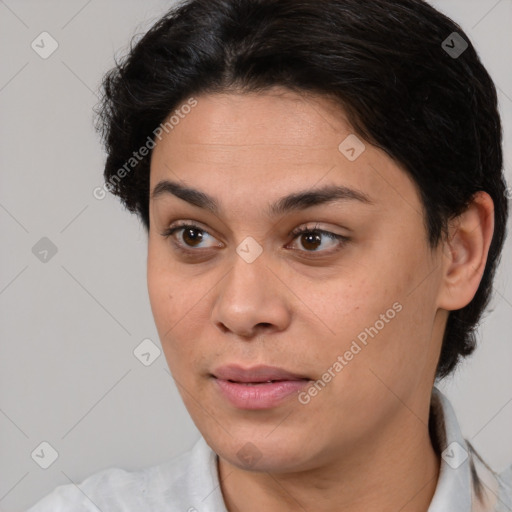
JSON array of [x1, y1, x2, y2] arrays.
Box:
[[95, 0, 509, 379]]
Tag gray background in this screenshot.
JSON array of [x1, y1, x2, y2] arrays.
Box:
[[0, 0, 510, 510]]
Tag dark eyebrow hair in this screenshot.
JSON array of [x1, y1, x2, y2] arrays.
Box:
[[151, 179, 373, 216]]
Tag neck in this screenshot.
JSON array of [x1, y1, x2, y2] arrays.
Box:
[[217, 404, 440, 512]]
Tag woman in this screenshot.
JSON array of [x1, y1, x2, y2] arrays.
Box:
[[28, 0, 511, 510]]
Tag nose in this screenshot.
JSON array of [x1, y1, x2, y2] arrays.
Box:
[[211, 254, 292, 339]]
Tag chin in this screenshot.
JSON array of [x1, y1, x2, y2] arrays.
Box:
[[212, 433, 313, 473]]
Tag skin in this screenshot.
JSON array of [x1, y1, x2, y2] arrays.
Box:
[[147, 87, 494, 512]]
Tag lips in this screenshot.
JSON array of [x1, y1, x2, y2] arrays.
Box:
[[212, 364, 310, 383], [212, 364, 311, 409]]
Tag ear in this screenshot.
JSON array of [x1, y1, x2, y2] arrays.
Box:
[[437, 191, 495, 311]]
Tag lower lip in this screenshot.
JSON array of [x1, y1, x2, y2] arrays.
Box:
[[214, 378, 310, 409]]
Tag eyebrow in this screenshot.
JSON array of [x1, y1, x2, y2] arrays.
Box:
[[151, 179, 373, 217]]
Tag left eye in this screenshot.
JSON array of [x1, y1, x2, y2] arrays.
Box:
[[288, 226, 348, 253], [160, 223, 348, 254]]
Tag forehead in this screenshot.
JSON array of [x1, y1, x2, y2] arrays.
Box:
[[149, 88, 420, 216], [168, 88, 349, 145]]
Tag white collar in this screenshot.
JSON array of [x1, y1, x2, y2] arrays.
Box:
[[186, 386, 506, 511], [428, 386, 472, 511]]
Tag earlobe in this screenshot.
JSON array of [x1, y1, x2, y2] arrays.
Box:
[[438, 191, 495, 311]]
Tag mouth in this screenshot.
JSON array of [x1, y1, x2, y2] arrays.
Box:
[[225, 379, 300, 385], [211, 364, 311, 409], [212, 363, 310, 383]]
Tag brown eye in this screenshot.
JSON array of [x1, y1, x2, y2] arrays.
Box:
[[289, 225, 349, 254], [160, 222, 223, 254], [299, 232, 323, 251], [181, 227, 204, 247]]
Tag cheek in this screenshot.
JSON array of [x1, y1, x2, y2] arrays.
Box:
[[313, 241, 435, 369], [147, 236, 186, 318], [147, 245, 211, 372], [306, 261, 396, 339], [147, 245, 184, 346], [340, 270, 439, 397], [147, 252, 171, 328]]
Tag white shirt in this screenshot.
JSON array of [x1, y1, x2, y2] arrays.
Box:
[[27, 387, 512, 511]]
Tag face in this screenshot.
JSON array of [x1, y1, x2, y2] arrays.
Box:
[[147, 87, 447, 472]]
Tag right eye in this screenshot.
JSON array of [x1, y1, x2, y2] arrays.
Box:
[[160, 222, 223, 253]]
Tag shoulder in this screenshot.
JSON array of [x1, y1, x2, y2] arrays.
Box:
[[26, 446, 196, 512], [497, 464, 512, 508], [466, 441, 512, 511], [26, 466, 143, 512]]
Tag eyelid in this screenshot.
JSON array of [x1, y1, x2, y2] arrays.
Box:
[[160, 220, 223, 250], [289, 222, 346, 238], [161, 221, 349, 255], [287, 224, 349, 255]]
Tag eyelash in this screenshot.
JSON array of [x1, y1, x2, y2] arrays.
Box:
[[160, 221, 349, 257]]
